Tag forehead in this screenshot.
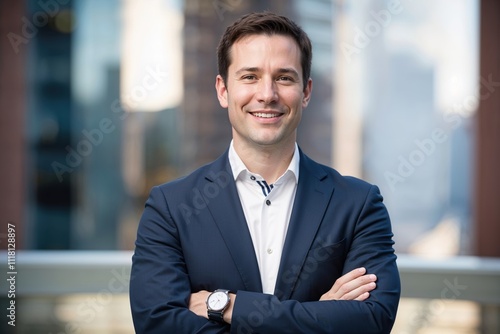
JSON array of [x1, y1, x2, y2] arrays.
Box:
[[229, 34, 301, 66]]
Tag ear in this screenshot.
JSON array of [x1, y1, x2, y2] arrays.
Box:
[[215, 75, 229, 108], [302, 78, 313, 108]]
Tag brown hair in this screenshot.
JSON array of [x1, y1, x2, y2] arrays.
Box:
[[216, 12, 312, 90]]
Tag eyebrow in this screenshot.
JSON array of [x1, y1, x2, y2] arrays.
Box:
[[235, 67, 300, 78], [235, 67, 259, 75], [277, 68, 300, 78]]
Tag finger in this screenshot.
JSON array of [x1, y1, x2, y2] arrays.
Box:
[[320, 270, 378, 301], [331, 267, 367, 294], [320, 275, 376, 301], [333, 270, 376, 295], [354, 291, 370, 301], [335, 274, 377, 298], [338, 281, 376, 301]]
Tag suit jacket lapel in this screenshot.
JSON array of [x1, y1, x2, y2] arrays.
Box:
[[203, 152, 263, 293], [274, 151, 335, 300]]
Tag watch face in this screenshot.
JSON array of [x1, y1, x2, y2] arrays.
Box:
[[208, 291, 229, 311]]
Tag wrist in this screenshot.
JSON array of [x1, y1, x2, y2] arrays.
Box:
[[223, 293, 236, 324]]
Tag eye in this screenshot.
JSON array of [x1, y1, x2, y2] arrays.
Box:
[[242, 74, 257, 80], [277, 76, 295, 83]]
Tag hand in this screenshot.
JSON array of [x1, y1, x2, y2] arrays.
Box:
[[319, 267, 377, 301], [189, 290, 210, 318]]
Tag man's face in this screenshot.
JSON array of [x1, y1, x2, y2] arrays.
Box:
[[216, 34, 312, 150]]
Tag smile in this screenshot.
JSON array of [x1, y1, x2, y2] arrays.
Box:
[[251, 112, 281, 118]]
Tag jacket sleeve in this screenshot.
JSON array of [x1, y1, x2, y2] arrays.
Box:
[[230, 185, 401, 334], [129, 186, 230, 334]]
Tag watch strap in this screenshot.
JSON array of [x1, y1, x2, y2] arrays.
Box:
[[208, 309, 225, 322]]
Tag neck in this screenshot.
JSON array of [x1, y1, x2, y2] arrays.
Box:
[[233, 140, 296, 184]]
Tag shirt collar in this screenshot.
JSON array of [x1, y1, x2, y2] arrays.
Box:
[[228, 140, 300, 184]]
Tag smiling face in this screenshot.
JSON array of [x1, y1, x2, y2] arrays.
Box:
[[216, 34, 312, 152]]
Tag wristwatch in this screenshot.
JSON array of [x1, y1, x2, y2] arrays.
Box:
[[206, 289, 231, 322]]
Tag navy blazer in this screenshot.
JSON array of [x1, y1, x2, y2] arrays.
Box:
[[130, 149, 400, 333]]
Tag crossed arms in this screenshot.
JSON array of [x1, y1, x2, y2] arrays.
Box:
[[130, 180, 400, 333], [188, 266, 379, 322]]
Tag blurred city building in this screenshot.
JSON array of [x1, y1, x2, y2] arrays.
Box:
[[3, 0, 484, 254], [1, 0, 500, 332]]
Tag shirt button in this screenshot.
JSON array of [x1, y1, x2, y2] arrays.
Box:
[[250, 175, 256, 180], [266, 199, 271, 206], [267, 248, 273, 254]]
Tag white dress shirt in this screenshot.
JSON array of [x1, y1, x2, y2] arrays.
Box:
[[228, 141, 300, 294]]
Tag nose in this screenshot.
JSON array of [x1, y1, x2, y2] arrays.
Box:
[[256, 77, 278, 105]]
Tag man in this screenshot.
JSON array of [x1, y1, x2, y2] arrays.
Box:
[[130, 12, 400, 333]]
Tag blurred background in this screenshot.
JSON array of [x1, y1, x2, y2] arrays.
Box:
[[1, 0, 499, 333]]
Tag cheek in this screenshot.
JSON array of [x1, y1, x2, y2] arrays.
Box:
[[283, 91, 305, 110], [230, 89, 253, 108]]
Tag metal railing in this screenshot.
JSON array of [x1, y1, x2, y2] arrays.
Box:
[[2, 251, 499, 301], [1, 251, 500, 331]]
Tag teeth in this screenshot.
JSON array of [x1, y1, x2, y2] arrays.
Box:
[[253, 113, 280, 118]]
